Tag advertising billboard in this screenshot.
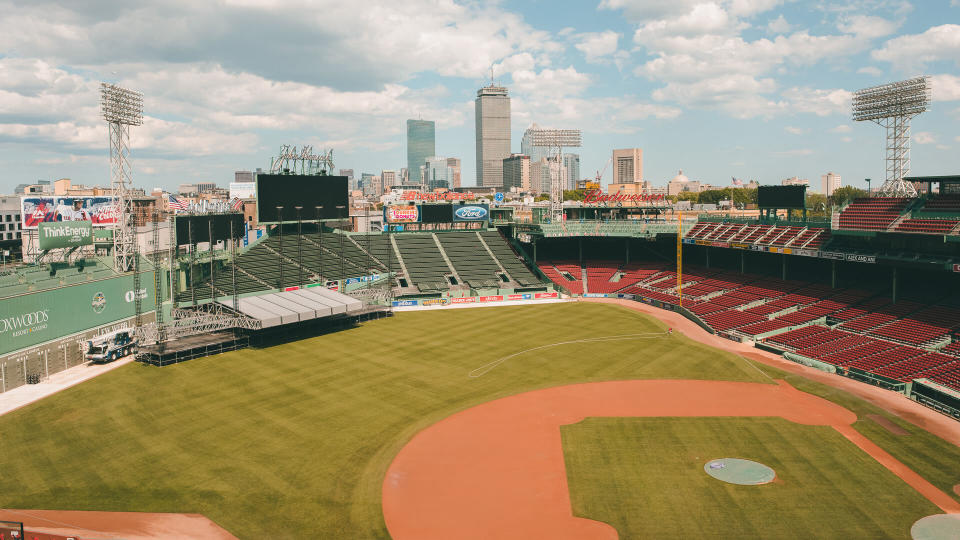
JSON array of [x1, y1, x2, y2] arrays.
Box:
[[21, 196, 119, 229], [384, 205, 420, 223], [452, 204, 489, 222], [38, 221, 93, 250], [229, 182, 256, 199], [255, 174, 349, 223]]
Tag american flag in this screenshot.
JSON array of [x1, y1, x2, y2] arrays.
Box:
[[168, 195, 188, 211], [231, 197, 244, 211]]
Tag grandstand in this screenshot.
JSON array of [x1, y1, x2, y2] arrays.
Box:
[[175, 224, 545, 304]]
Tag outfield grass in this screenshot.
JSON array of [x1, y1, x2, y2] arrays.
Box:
[[0, 302, 957, 539], [561, 417, 940, 539]]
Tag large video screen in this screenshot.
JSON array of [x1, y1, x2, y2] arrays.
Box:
[[758, 185, 806, 209], [420, 204, 453, 223], [175, 214, 245, 245], [256, 174, 349, 223]]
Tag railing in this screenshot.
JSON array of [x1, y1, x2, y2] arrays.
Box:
[[697, 214, 831, 226]]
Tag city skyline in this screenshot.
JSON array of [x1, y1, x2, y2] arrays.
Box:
[[0, 1, 958, 193]]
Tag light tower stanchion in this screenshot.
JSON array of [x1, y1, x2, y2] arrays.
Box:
[[529, 129, 581, 223], [852, 76, 930, 197], [100, 83, 143, 274]]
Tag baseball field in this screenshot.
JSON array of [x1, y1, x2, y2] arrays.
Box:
[[0, 301, 958, 539]]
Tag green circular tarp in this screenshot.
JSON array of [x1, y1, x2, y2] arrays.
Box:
[[704, 458, 775, 485], [911, 514, 960, 540]]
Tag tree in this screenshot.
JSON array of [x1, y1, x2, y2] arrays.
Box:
[[806, 193, 829, 216], [830, 186, 868, 208]]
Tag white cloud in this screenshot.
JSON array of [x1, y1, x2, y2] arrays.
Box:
[[857, 66, 884, 76], [914, 132, 936, 144], [784, 126, 807, 134], [511, 67, 592, 98], [0, 1, 564, 91], [598, 0, 704, 21], [780, 87, 852, 116], [774, 149, 814, 156], [872, 24, 960, 70], [830, 124, 853, 133], [574, 31, 620, 63], [936, 144, 950, 150], [842, 136, 853, 143], [727, 0, 783, 17], [837, 15, 899, 39], [767, 15, 791, 34], [929, 74, 960, 101]]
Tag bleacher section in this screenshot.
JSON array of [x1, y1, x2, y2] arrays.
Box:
[[478, 231, 541, 287], [394, 234, 454, 292], [837, 197, 911, 231], [437, 233, 504, 289], [685, 221, 831, 250], [178, 226, 546, 303], [535, 256, 960, 393]]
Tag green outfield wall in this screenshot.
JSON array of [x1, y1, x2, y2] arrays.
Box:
[[0, 273, 154, 356]]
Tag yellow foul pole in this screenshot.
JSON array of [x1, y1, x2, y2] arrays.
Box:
[[676, 211, 682, 307]]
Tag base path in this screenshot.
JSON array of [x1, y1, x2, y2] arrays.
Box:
[[383, 378, 956, 540], [582, 298, 960, 446], [0, 509, 236, 540]]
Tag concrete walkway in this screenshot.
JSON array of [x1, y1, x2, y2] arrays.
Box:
[[0, 356, 134, 417]]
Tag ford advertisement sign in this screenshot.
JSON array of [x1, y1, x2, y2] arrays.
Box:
[[452, 204, 489, 221]]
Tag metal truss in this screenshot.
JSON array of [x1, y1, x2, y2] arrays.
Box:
[[529, 129, 581, 223], [136, 303, 261, 344], [880, 115, 918, 197]]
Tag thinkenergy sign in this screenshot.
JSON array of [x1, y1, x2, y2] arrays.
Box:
[[38, 221, 93, 250]]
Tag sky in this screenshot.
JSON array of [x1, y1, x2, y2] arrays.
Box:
[[1, 0, 959, 194]]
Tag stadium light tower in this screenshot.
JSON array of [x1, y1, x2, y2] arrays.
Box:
[[100, 82, 144, 272], [530, 129, 582, 223], [852, 76, 930, 198]]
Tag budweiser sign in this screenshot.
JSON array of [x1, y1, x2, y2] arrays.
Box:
[[583, 189, 666, 204]]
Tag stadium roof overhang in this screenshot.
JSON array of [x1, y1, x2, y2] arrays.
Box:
[[226, 287, 364, 328]]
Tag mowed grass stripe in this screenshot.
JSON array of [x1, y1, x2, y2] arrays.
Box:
[[561, 417, 940, 539], [0, 302, 954, 539]]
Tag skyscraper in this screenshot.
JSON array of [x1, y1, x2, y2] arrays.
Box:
[[612, 148, 643, 185], [475, 85, 511, 188], [821, 172, 841, 196], [424, 157, 454, 191], [563, 154, 580, 190], [521, 123, 550, 165], [407, 119, 435, 185], [446, 158, 462, 189], [502, 154, 530, 191]]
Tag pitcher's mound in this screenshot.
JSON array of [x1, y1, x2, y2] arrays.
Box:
[[704, 458, 775, 485], [911, 514, 960, 540]]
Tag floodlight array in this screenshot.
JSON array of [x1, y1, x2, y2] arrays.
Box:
[[100, 83, 144, 126], [852, 76, 929, 122], [529, 129, 582, 148]]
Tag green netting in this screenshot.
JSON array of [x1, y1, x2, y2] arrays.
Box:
[[703, 458, 776, 485], [911, 514, 960, 540]]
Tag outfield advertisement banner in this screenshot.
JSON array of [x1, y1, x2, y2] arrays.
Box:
[[535, 292, 558, 299], [451, 297, 476, 304], [452, 204, 489, 222], [38, 221, 93, 250], [384, 205, 420, 223], [0, 273, 154, 356], [392, 300, 418, 307], [21, 196, 119, 229]]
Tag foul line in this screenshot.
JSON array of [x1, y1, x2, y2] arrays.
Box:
[[468, 332, 671, 378]]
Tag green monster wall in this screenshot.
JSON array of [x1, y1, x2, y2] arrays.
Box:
[[0, 273, 155, 356]]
